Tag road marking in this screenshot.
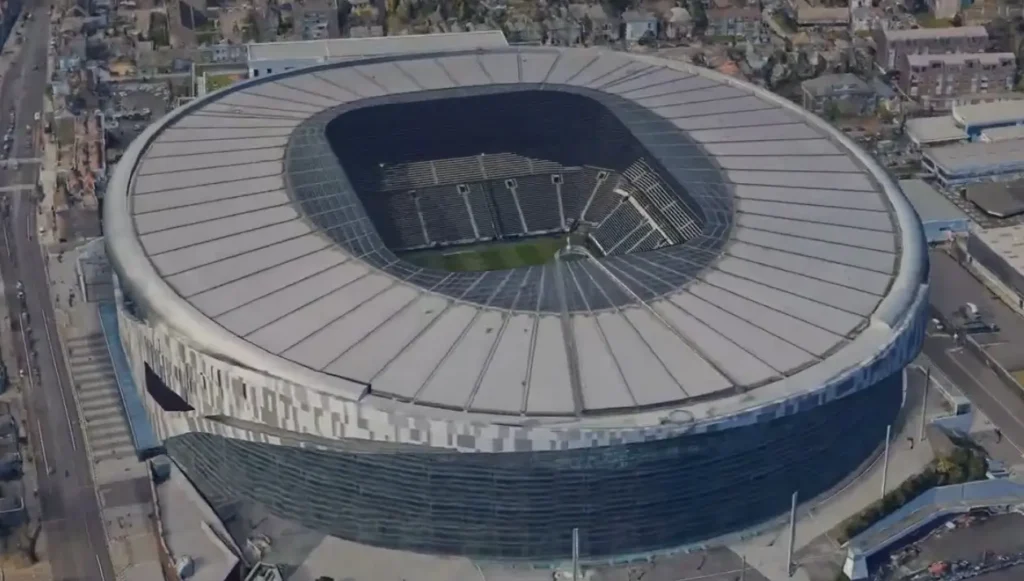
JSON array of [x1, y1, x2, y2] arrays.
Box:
[[36, 420, 49, 474], [946, 350, 1024, 457], [0, 185, 34, 193], [1, 211, 9, 259], [40, 310, 74, 451], [96, 554, 107, 581]]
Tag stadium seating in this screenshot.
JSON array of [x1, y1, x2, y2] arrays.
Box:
[[416, 186, 478, 244], [511, 174, 563, 233], [592, 200, 648, 254], [352, 149, 706, 258]]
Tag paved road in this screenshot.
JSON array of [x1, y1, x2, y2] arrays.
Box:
[[0, 2, 115, 580], [925, 251, 1024, 459]]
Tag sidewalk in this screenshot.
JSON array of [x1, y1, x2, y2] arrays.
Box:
[[729, 369, 938, 581], [44, 245, 164, 580]]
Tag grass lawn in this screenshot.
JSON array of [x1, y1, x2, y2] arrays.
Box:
[[403, 237, 566, 271], [205, 72, 245, 93]]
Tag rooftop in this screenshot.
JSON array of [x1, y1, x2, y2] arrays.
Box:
[[971, 224, 1024, 269], [980, 125, 1024, 142], [898, 179, 968, 223], [924, 138, 1024, 173], [905, 116, 968, 146], [883, 25, 988, 41], [905, 51, 1015, 68], [246, 31, 509, 62], [107, 47, 923, 424], [953, 99, 1024, 128], [801, 73, 871, 96], [965, 181, 1024, 218]]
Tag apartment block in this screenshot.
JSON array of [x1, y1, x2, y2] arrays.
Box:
[[874, 26, 989, 71], [900, 52, 1016, 111]]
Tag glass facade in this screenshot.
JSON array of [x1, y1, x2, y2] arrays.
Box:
[[166, 368, 902, 561]]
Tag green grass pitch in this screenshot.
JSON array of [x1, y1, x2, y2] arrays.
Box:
[[403, 237, 566, 272]]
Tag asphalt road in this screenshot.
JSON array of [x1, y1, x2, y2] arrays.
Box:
[[0, 2, 115, 580], [925, 251, 1024, 460]]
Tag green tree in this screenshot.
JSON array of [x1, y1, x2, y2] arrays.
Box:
[[823, 100, 841, 121]]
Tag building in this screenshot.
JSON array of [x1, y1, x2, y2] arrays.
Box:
[[979, 125, 1024, 142], [929, 0, 959, 19], [874, 26, 988, 71], [246, 31, 508, 78], [291, 0, 339, 40], [106, 47, 928, 562], [953, 100, 1024, 137], [967, 225, 1024, 309], [850, 0, 872, 32], [801, 73, 879, 116], [906, 116, 969, 148], [793, 1, 849, 27], [965, 180, 1024, 218], [622, 10, 657, 42], [922, 138, 1024, 185], [706, 0, 764, 42], [899, 179, 970, 242], [899, 52, 1016, 111]]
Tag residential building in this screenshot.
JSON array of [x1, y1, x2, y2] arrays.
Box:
[[246, 32, 508, 78], [801, 73, 879, 116], [850, 0, 872, 32], [622, 10, 657, 42], [900, 52, 1016, 111], [706, 0, 764, 42], [874, 26, 988, 71], [928, 0, 959, 20], [291, 0, 340, 41], [793, 1, 849, 27]]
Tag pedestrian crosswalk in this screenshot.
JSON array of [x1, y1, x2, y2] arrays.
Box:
[[64, 334, 134, 462]]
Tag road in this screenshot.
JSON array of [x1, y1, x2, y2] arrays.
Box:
[[0, 1, 115, 580], [925, 251, 1024, 459]]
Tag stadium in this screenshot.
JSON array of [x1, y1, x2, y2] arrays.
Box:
[[105, 47, 929, 562]]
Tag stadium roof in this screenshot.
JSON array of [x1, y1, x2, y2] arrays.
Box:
[[245, 31, 509, 63], [107, 47, 925, 421]]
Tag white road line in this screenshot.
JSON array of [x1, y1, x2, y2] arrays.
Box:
[[946, 350, 1024, 457], [2, 210, 10, 259], [40, 310, 74, 451], [96, 554, 107, 581], [36, 419, 48, 474]]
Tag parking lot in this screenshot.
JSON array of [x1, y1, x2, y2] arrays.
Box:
[[881, 513, 1024, 581]]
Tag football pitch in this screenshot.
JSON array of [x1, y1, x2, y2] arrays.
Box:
[[402, 237, 566, 271]]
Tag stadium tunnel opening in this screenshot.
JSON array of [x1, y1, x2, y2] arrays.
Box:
[[321, 89, 709, 271]]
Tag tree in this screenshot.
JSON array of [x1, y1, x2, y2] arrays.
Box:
[[823, 100, 841, 121]]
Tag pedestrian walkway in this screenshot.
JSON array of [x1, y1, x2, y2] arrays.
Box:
[[65, 334, 135, 463], [46, 247, 164, 580]]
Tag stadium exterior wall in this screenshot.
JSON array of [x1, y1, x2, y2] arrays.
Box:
[[105, 53, 931, 562], [111, 282, 929, 560]]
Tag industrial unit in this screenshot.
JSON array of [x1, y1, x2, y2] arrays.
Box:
[[899, 179, 970, 242]]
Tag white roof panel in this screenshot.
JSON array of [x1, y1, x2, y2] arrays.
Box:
[[114, 47, 921, 422]]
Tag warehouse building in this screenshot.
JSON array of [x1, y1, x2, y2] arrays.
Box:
[[967, 226, 1024, 309], [952, 100, 1024, 137], [899, 179, 970, 242], [922, 138, 1024, 186]]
